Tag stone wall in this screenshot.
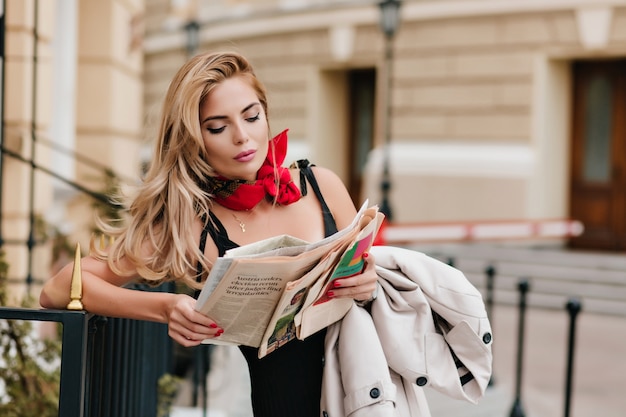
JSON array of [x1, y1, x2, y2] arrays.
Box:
[[143, 1, 626, 226]]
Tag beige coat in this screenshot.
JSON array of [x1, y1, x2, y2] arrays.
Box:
[[321, 245, 493, 417]]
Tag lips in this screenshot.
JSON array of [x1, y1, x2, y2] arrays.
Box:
[[234, 149, 256, 162]]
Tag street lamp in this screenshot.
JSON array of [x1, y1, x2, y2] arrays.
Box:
[[379, 0, 402, 38], [378, 0, 401, 222], [184, 19, 200, 57]]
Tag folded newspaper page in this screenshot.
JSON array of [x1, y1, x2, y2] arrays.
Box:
[[194, 201, 383, 357]]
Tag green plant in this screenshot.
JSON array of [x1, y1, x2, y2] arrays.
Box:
[[157, 372, 182, 417], [91, 168, 126, 230], [0, 250, 62, 417]]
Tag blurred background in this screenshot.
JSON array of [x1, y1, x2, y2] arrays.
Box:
[[1, 0, 625, 416]]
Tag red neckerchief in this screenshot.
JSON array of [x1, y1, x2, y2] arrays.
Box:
[[203, 129, 301, 211]]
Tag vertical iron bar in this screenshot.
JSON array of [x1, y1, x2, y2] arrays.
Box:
[[0, 0, 6, 247], [485, 264, 496, 386], [86, 315, 108, 417], [193, 346, 208, 417], [564, 298, 582, 417], [203, 345, 213, 417], [120, 318, 130, 416], [485, 265, 495, 323], [101, 317, 115, 417], [509, 278, 529, 417], [58, 311, 89, 417], [129, 319, 139, 417], [26, 0, 40, 292], [192, 346, 200, 406]]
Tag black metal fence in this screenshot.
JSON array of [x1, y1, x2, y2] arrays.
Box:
[[0, 283, 175, 417]]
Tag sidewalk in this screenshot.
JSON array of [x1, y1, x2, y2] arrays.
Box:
[[173, 304, 626, 417], [428, 304, 626, 417]]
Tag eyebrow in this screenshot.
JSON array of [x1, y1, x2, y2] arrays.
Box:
[[200, 102, 260, 125]]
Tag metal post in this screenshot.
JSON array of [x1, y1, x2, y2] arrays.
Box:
[[485, 264, 496, 386], [0, 0, 6, 247], [564, 298, 582, 417], [379, 32, 394, 221], [509, 278, 529, 417], [192, 344, 211, 417], [25, 0, 41, 293], [485, 265, 495, 321], [58, 311, 90, 417], [377, 0, 401, 221]]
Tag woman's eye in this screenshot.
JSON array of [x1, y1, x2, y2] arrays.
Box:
[[245, 113, 260, 123], [207, 126, 226, 134]]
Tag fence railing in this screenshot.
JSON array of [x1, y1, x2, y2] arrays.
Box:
[[0, 283, 175, 417], [0, 307, 89, 416]]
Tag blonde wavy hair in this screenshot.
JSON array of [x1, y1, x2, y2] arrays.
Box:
[[96, 51, 269, 289]]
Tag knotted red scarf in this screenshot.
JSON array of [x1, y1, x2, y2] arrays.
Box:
[[203, 129, 301, 211]]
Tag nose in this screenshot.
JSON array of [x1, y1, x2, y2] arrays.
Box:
[[232, 122, 249, 145]]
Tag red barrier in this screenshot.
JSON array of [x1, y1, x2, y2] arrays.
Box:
[[380, 219, 584, 245]]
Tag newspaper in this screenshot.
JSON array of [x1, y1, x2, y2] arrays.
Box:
[[194, 201, 384, 358]]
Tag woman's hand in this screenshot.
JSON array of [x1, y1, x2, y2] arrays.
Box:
[[167, 294, 224, 347], [327, 252, 378, 304]]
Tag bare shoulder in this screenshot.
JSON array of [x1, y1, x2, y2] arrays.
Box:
[[308, 165, 345, 189], [309, 166, 358, 229]]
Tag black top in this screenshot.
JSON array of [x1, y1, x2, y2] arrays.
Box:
[[198, 160, 338, 417]]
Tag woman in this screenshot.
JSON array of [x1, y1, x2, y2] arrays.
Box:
[[39, 51, 378, 417]]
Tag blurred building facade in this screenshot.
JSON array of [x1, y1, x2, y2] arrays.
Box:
[[1, 0, 145, 295], [143, 0, 626, 252], [2, 0, 626, 296]]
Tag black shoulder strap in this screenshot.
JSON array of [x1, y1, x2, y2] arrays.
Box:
[[198, 213, 210, 261], [194, 211, 237, 297], [194, 213, 210, 298], [295, 159, 338, 237]]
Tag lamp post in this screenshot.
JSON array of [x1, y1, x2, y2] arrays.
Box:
[[378, 0, 401, 221], [184, 19, 200, 57]]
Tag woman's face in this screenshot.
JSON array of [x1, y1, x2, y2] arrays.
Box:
[[199, 76, 269, 181]]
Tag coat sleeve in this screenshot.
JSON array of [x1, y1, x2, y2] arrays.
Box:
[[370, 245, 493, 404], [322, 304, 398, 417]]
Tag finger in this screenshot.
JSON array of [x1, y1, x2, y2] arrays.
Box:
[[362, 252, 376, 270], [331, 272, 377, 291], [184, 319, 221, 336], [168, 314, 223, 338], [170, 326, 223, 346], [178, 303, 217, 328], [327, 281, 377, 300], [182, 321, 224, 339], [170, 298, 220, 330]]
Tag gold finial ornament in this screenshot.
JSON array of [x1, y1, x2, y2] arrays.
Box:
[[66, 243, 84, 310]]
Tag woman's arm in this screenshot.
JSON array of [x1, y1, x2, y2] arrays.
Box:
[[39, 255, 223, 346], [41, 256, 168, 321]]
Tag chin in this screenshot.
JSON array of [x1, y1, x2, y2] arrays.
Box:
[[238, 165, 263, 181]]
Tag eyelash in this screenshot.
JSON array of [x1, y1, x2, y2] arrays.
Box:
[[207, 113, 261, 134], [246, 113, 260, 123], [208, 126, 225, 134]]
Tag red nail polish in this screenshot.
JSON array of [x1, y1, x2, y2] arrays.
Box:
[[363, 252, 369, 258], [210, 323, 218, 328], [327, 291, 334, 298], [333, 281, 342, 288]]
